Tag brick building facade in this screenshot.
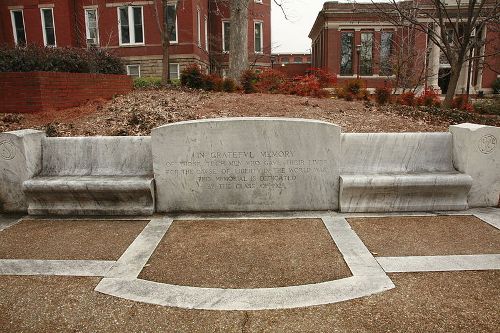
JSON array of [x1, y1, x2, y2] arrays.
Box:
[[309, 1, 499, 94], [0, 0, 272, 78]]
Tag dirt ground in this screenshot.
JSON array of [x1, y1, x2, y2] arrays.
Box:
[[348, 215, 500, 257], [139, 219, 351, 288], [0, 272, 499, 333], [1, 88, 498, 136], [0, 219, 148, 260]]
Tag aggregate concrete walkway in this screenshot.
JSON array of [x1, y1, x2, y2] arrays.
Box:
[[0, 208, 498, 311]]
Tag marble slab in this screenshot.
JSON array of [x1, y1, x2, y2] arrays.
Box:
[[450, 123, 500, 207], [152, 118, 341, 212], [0, 130, 45, 212]]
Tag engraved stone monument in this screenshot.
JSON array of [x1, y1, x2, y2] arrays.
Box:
[[152, 118, 341, 212]]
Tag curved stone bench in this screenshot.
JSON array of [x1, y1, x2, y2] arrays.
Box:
[[23, 137, 155, 215], [339, 133, 473, 212]]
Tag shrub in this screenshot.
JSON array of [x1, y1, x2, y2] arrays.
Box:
[[222, 77, 237, 92], [473, 98, 500, 115], [240, 69, 258, 93], [449, 95, 474, 112], [180, 64, 205, 89], [397, 91, 416, 106], [288, 75, 329, 98], [336, 79, 369, 100], [0, 44, 125, 74], [417, 88, 441, 107], [133, 77, 162, 89], [374, 86, 392, 105], [307, 67, 337, 88], [492, 78, 500, 94], [254, 69, 288, 93], [203, 73, 223, 91]]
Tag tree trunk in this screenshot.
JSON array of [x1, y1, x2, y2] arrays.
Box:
[[228, 0, 248, 82], [161, 1, 171, 86], [443, 55, 465, 108]]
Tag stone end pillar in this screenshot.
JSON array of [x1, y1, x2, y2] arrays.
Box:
[[449, 123, 500, 207], [0, 129, 46, 213]]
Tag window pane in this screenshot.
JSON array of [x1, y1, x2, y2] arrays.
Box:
[[340, 32, 353, 75], [119, 8, 129, 43], [12, 11, 26, 45], [360, 32, 373, 76], [133, 7, 143, 43], [42, 9, 55, 46], [86, 10, 97, 40], [169, 64, 179, 79], [294, 57, 302, 63], [127, 65, 140, 77], [223, 22, 230, 51], [197, 10, 201, 46], [166, 5, 177, 42], [380, 32, 393, 76], [254, 23, 262, 52]]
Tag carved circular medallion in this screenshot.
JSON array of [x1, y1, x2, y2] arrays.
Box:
[[478, 134, 497, 154], [0, 140, 16, 160]]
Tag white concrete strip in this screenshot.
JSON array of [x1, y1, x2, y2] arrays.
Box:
[[471, 208, 500, 230], [322, 216, 389, 277], [95, 213, 395, 310], [96, 275, 393, 311], [377, 255, 500, 273], [0, 214, 24, 231], [340, 212, 437, 218], [105, 216, 173, 278], [0, 259, 115, 276], [171, 211, 334, 220]]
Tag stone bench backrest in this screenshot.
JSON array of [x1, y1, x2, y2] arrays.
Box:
[[340, 132, 455, 174], [40, 137, 153, 176]]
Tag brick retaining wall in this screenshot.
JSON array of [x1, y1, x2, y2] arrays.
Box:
[[0, 72, 132, 113]]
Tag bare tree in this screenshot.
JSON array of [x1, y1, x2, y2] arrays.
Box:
[[369, 0, 500, 107], [153, 0, 180, 85]]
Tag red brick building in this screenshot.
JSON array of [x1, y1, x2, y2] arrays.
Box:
[[309, 1, 500, 94], [0, 0, 272, 78], [271, 52, 311, 77]]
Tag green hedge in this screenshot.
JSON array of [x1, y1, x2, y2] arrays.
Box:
[[0, 45, 125, 74]]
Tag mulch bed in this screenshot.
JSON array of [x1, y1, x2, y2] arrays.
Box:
[[1, 271, 498, 332], [4, 88, 498, 137], [348, 215, 500, 257], [0, 219, 148, 260], [139, 219, 351, 288]]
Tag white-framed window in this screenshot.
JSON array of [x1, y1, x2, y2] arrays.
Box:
[[196, 8, 201, 47], [126, 64, 141, 77], [10, 9, 26, 46], [254, 21, 263, 53], [118, 6, 144, 45], [204, 16, 208, 51], [84, 8, 99, 45], [255, 0, 263, 3], [222, 21, 230, 52], [165, 3, 178, 43], [40, 8, 56, 46], [169, 63, 180, 80]]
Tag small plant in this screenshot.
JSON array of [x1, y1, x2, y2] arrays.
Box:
[[222, 77, 237, 92], [337, 79, 369, 100], [473, 98, 500, 115], [397, 91, 416, 106], [417, 88, 441, 107], [203, 73, 223, 91], [240, 69, 258, 93], [133, 77, 162, 89], [492, 78, 500, 94], [375, 86, 392, 105], [180, 64, 205, 89], [254, 69, 288, 93], [450, 95, 474, 112], [307, 67, 337, 88]]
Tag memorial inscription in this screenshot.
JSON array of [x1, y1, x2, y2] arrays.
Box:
[[152, 118, 341, 212]]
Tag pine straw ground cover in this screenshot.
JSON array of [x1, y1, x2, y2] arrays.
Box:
[[1, 88, 498, 136]]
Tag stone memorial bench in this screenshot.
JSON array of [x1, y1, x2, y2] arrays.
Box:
[[23, 137, 155, 215], [339, 133, 473, 212]]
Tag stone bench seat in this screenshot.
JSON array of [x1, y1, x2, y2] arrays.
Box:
[[22, 137, 155, 215], [24, 176, 154, 215], [340, 173, 473, 212], [339, 133, 473, 212]]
